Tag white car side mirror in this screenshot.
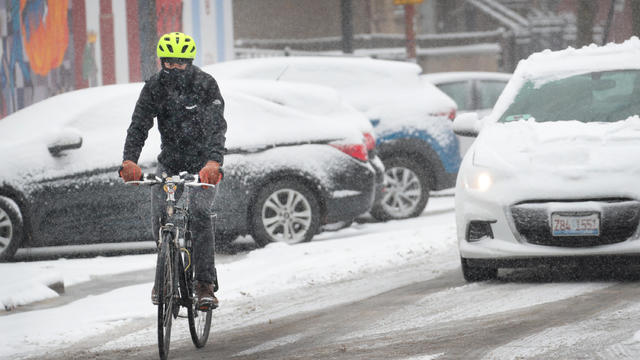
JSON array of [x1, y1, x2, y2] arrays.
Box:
[[47, 128, 83, 157], [453, 112, 481, 137]]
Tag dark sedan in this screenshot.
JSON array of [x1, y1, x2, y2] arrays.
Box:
[[0, 83, 376, 260]]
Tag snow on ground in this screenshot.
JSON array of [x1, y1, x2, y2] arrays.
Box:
[[339, 281, 612, 342], [0, 255, 156, 311], [0, 197, 457, 359], [484, 300, 640, 360]]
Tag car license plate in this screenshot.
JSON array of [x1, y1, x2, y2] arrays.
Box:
[[551, 213, 600, 237]]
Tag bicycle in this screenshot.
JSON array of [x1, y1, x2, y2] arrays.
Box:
[[127, 172, 216, 360]]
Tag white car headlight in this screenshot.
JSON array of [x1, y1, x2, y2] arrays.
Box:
[[476, 172, 493, 192], [464, 169, 493, 192]]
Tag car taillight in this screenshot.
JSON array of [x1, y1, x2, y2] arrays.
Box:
[[429, 109, 457, 121], [363, 132, 376, 151], [448, 108, 457, 121], [330, 143, 368, 162]]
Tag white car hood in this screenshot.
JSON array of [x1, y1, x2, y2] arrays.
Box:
[[471, 118, 640, 198]]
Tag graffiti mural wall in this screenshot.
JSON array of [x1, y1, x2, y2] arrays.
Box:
[[0, 0, 74, 117], [0, 0, 233, 119]]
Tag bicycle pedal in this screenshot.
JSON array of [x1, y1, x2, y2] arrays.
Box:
[[177, 308, 189, 318]]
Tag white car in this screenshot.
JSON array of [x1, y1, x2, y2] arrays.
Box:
[[205, 57, 460, 221], [422, 71, 511, 156], [453, 38, 640, 281]]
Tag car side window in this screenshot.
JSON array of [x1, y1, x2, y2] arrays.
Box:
[[475, 80, 508, 110], [436, 81, 472, 111]]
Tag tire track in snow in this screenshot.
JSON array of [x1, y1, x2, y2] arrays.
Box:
[[339, 281, 612, 341], [483, 283, 640, 360]]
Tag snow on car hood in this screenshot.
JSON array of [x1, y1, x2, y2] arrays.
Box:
[[473, 117, 640, 177]]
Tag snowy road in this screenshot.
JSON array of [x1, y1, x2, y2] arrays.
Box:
[[5, 197, 640, 360]]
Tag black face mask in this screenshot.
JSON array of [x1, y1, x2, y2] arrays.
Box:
[[161, 66, 190, 89]]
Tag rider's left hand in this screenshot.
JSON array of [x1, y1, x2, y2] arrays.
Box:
[[199, 161, 222, 187]]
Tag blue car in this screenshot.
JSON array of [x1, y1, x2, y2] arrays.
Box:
[[205, 56, 461, 220]]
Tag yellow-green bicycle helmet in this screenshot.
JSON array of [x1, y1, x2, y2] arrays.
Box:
[[157, 32, 196, 59]]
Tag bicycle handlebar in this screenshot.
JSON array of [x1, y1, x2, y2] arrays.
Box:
[[125, 172, 216, 188]]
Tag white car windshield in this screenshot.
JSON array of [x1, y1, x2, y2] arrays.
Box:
[[499, 69, 640, 123]]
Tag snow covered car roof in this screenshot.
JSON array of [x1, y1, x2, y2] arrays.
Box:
[[204, 56, 423, 84], [0, 82, 362, 180], [421, 71, 512, 84], [203, 56, 456, 115], [489, 37, 640, 124], [204, 56, 457, 141]]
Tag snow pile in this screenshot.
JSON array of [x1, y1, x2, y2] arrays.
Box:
[[0, 256, 156, 311]]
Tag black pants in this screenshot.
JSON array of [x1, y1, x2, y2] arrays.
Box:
[[151, 164, 218, 289]]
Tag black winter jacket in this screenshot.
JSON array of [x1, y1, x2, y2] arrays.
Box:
[[123, 65, 227, 174]]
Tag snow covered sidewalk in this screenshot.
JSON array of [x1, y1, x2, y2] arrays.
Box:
[[0, 197, 457, 359]]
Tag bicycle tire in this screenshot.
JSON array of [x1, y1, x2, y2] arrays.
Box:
[[186, 259, 212, 348], [156, 235, 174, 360]]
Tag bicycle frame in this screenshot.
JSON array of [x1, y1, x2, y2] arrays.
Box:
[[127, 172, 215, 359]]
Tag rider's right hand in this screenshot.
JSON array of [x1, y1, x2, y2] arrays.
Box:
[[119, 160, 142, 182]]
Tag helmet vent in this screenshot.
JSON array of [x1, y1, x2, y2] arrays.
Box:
[[190, 47, 195, 53], [164, 37, 170, 41], [175, 36, 179, 44], [166, 44, 174, 52], [181, 45, 188, 53], [158, 45, 164, 51], [185, 38, 191, 42]]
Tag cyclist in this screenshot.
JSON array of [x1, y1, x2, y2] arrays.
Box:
[[119, 32, 226, 311]]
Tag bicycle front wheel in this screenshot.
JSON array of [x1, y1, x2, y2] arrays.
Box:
[[186, 262, 212, 348], [156, 236, 174, 360]]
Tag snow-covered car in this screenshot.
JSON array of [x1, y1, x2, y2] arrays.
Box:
[[453, 38, 640, 281], [204, 57, 460, 221], [422, 71, 511, 156], [0, 83, 377, 261]]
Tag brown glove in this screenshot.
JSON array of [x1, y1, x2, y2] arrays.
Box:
[[119, 160, 142, 182], [199, 161, 222, 186]]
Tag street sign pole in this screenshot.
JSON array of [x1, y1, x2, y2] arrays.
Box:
[[341, 0, 354, 54], [394, 0, 423, 62], [404, 4, 416, 61]]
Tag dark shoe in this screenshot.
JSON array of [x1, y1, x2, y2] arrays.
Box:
[[196, 281, 218, 310], [151, 285, 159, 305]]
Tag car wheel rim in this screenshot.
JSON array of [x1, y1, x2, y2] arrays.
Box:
[[381, 166, 422, 218], [0, 207, 13, 252], [261, 189, 312, 244]]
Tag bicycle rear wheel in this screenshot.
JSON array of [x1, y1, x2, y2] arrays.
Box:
[[156, 236, 174, 360], [186, 261, 212, 348]]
